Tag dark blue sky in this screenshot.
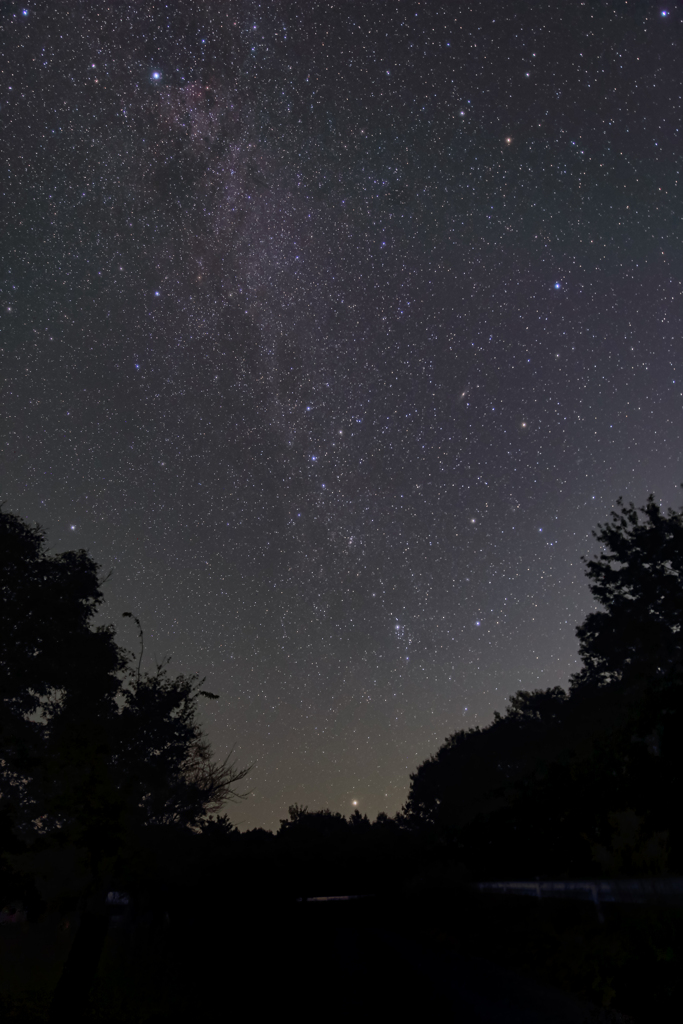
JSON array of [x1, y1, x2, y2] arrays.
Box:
[[2, 1, 682, 828]]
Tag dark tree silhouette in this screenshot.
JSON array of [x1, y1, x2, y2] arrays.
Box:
[[403, 686, 569, 832], [278, 804, 349, 840], [570, 495, 683, 693], [0, 508, 124, 846], [0, 509, 248, 844], [0, 507, 248, 1020], [403, 493, 683, 877], [117, 657, 249, 830]]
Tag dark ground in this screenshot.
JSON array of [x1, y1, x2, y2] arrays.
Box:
[[3, 890, 680, 1022]]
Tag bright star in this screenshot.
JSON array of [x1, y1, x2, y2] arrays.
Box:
[[151, 71, 161, 80], [554, 282, 561, 289]]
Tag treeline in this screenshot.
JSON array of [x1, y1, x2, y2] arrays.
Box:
[[3, 495, 683, 1022], [248, 495, 683, 883], [402, 495, 683, 879], [2, 494, 683, 913], [0, 509, 247, 856], [0, 509, 253, 1018]]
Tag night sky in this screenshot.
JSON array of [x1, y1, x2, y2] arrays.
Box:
[[2, 1, 682, 830]]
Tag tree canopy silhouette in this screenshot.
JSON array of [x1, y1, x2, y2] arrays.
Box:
[[570, 495, 683, 693], [0, 506, 250, 1021], [403, 494, 683, 877], [0, 507, 248, 856]]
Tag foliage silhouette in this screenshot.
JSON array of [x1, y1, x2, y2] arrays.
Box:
[[2, 496, 683, 1021], [404, 493, 683, 878], [0, 507, 248, 1020], [0, 508, 248, 848], [0, 507, 124, 853], [571, 494, 683, 693]]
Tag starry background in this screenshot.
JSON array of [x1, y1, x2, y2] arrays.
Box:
[[2, 1, 682, 829]]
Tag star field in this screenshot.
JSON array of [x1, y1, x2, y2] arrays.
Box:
[[2, 1, 682, 828]]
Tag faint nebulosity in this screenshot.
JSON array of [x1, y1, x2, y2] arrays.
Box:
[[2, 1, 682, 828]]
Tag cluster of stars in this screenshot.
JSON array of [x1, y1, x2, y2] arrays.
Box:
[[2, 1, 682, 829]]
